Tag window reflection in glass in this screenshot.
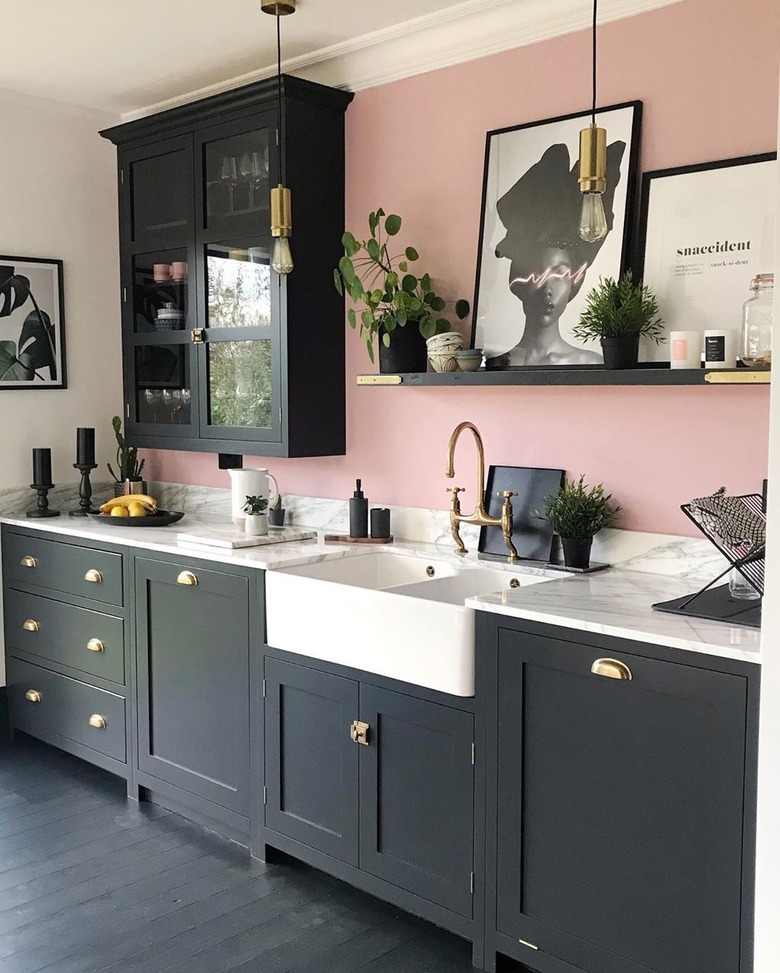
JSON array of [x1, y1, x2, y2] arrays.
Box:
[[208, 340, 272, 429], [207, 246, 271, 329]]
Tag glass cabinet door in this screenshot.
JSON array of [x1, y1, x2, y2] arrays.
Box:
[[197, 241, 281, 444], [196, 114, 275, 238], [123, 135, 194, 249]]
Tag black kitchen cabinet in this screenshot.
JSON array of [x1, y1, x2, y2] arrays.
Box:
[[479, 616, 759, 973], [262, 656, 476, 921], [101, 76, 353, 458], [134, 555, 251, 833]]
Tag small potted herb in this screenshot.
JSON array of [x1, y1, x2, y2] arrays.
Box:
[[243, 495, 269, 536], [334, 208, 470, 373], [541, 475, 620, 569], [107, 416, 146, 497], [268, 493, 286, 528], [573, 271, 664, 369]]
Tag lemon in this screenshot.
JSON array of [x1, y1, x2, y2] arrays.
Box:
[[128, 501, 147, 518], [110, 506, 129, 518]]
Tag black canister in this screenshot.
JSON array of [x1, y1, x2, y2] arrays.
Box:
[[370, 508, 391, 539]]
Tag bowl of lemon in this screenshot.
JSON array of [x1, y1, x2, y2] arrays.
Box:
[[89, 494, 184, 528]]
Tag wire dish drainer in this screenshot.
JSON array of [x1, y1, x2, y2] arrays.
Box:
[[652, 493, 764, 628]]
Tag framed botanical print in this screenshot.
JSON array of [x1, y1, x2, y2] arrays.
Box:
[[0, 255, 66, 389], [472, 102, 642, 368], [637, 153, 777, 361]]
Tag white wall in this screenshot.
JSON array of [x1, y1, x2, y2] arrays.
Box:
[[754, 73, 780, 973], [0, 90, 122, 487], [0, 90, 122, 685]]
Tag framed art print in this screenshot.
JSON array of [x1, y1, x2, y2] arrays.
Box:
[[0, 255, 66, 389], [637, 153, 777, 361], [472, 101, 642, 368]]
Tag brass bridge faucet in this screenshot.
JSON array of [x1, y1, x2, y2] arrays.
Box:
[[445, 421, 519, 562]]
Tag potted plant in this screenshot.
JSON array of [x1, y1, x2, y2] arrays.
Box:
[[243, 495, 269, 536], [541, 475, 620, 569], [334, 208, 470, 373], [107, 416, 146, 497], [572, 271, 664, 369], [268, 493, 286, 528]]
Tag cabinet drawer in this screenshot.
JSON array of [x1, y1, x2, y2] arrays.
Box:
[[4, 589, 125, 685], [4, 532, 123, 607], [7, 657, 126, 763]]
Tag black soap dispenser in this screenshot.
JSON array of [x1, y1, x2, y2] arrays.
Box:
[[349, 479, 369, 538]]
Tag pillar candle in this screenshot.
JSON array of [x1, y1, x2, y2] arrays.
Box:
[[32, 448, 52, 486], [76, 427, 96, 466]]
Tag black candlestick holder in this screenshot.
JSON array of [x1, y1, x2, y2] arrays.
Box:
[[70, 463, 98, 517], [27, 484, 60, 519]]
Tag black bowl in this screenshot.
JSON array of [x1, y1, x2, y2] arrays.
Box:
[[88, 510, 185, 528]]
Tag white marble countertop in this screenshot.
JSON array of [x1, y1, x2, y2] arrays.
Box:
[[2, 514, 760, 665], [467, 570, 761, 665]]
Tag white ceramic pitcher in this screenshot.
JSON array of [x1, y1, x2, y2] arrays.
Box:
[[228, 468, 279, 527]]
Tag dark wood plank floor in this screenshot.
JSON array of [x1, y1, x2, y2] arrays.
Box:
[[0, 734, 478, 972]]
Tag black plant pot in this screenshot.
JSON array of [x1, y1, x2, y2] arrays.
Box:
[[378, 323, 427, 374], [560, 536, 593, 570], [601, 335, 640, 370], [114, 478, 148, 498], [269, 508, 286, 527]]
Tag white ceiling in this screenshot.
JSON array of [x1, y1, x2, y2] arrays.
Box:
[[0, 0, 685, 120]]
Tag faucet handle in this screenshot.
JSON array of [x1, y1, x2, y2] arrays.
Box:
[[498, 490, 518, 499], [447, 486, 466, 495]]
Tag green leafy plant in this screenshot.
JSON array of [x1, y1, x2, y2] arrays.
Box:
[[540, 475, 620, 539], [573, 271, 664, 344], [107, 416, 145, 482], [334, 208, 470, 362], [0, 267, 57, 382], [271, 494, 283, 512], [243, 495, 269, 515]]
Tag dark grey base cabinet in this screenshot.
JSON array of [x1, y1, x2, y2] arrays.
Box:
[[260, 653, 479, 954], [478, 614, 759, 973], [134, 554, 253, 836]]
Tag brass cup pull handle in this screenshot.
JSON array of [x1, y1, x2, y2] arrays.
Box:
[[23, 619, 40, 633], [88, 714, 107, 729], [84, 569, 103, 584], [20, 555, 37, 568], [25, 689, 42, 703], [591, 658, 633, 681], [87, 638, 105, 653], [177, 571, 198, 586], [350, 720, 370, 746]]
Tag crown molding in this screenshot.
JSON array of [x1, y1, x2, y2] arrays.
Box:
[[121, 0, 686, 122]]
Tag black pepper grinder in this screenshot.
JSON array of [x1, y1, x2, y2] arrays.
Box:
[[349, 479, 369, 538]]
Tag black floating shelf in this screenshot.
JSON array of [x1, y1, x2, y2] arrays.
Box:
[[356, 368, 771, 388]]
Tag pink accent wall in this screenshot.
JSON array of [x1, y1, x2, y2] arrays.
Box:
[[146, 0, 779, 535]]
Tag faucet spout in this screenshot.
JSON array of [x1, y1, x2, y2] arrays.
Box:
[[445, 421, 486, 514]]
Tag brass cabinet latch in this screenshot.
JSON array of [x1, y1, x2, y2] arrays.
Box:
[[191, 328, 205, 344], [350, 720, 370, 746]]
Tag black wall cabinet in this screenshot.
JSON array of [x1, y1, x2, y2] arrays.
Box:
[[101, 76, 353, 458]]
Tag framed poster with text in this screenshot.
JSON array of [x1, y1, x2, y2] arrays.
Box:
[[637, 153, 777, 361]]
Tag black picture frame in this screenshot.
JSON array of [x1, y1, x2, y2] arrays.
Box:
[[632, 152, 780, 361], [471, 101, 643, 370], [0, 255, 66, 390]]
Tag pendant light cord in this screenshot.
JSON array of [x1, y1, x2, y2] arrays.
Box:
[[591, 0, 597, 125], [276, 13, 284, 183]]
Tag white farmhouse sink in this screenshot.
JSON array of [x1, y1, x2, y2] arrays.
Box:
[[265, 551, 550, 696]]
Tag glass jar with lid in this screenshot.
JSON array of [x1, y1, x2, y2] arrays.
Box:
[[740, 273, 773, 369]]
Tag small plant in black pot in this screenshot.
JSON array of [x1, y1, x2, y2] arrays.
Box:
[[107, 416, 146, 497], [269, 494, 286, 527], [541, 475, 620, 569], [573, 271, 664, 369]]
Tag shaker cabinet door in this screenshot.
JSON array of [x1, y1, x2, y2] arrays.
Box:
[[495, 629, 749, 973], [122, 136, 194, 249]]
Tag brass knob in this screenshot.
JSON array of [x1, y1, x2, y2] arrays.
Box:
[[25, 689, 42, 703], [20, 555, 37, 568], [591, 658, 633, 681], [84, 569, 103, 584], [23, 619, 40, 633], [87, 638, 105, 653], [177, 571, 198, 586], [88, 714, 107, 729]]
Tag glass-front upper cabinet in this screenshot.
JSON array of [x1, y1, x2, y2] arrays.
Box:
[[123, 136, 194, 249], [197, 241, 281, 444], [196, 115, 275, 238]]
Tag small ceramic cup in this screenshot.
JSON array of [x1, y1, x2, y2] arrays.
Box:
[[153, 263, 171, 282], [171, 261, 188, 281]]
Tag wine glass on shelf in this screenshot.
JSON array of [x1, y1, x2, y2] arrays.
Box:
[[180, 388, 192, 422], [238, 153, 252, 212], [143, 389, 162, 424], [220, 156, 238, 213], [250, 148, 268, 210]]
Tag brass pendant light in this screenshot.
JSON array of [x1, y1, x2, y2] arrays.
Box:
[[262, 0, 295, 274], [578, 0, 608, 242]]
